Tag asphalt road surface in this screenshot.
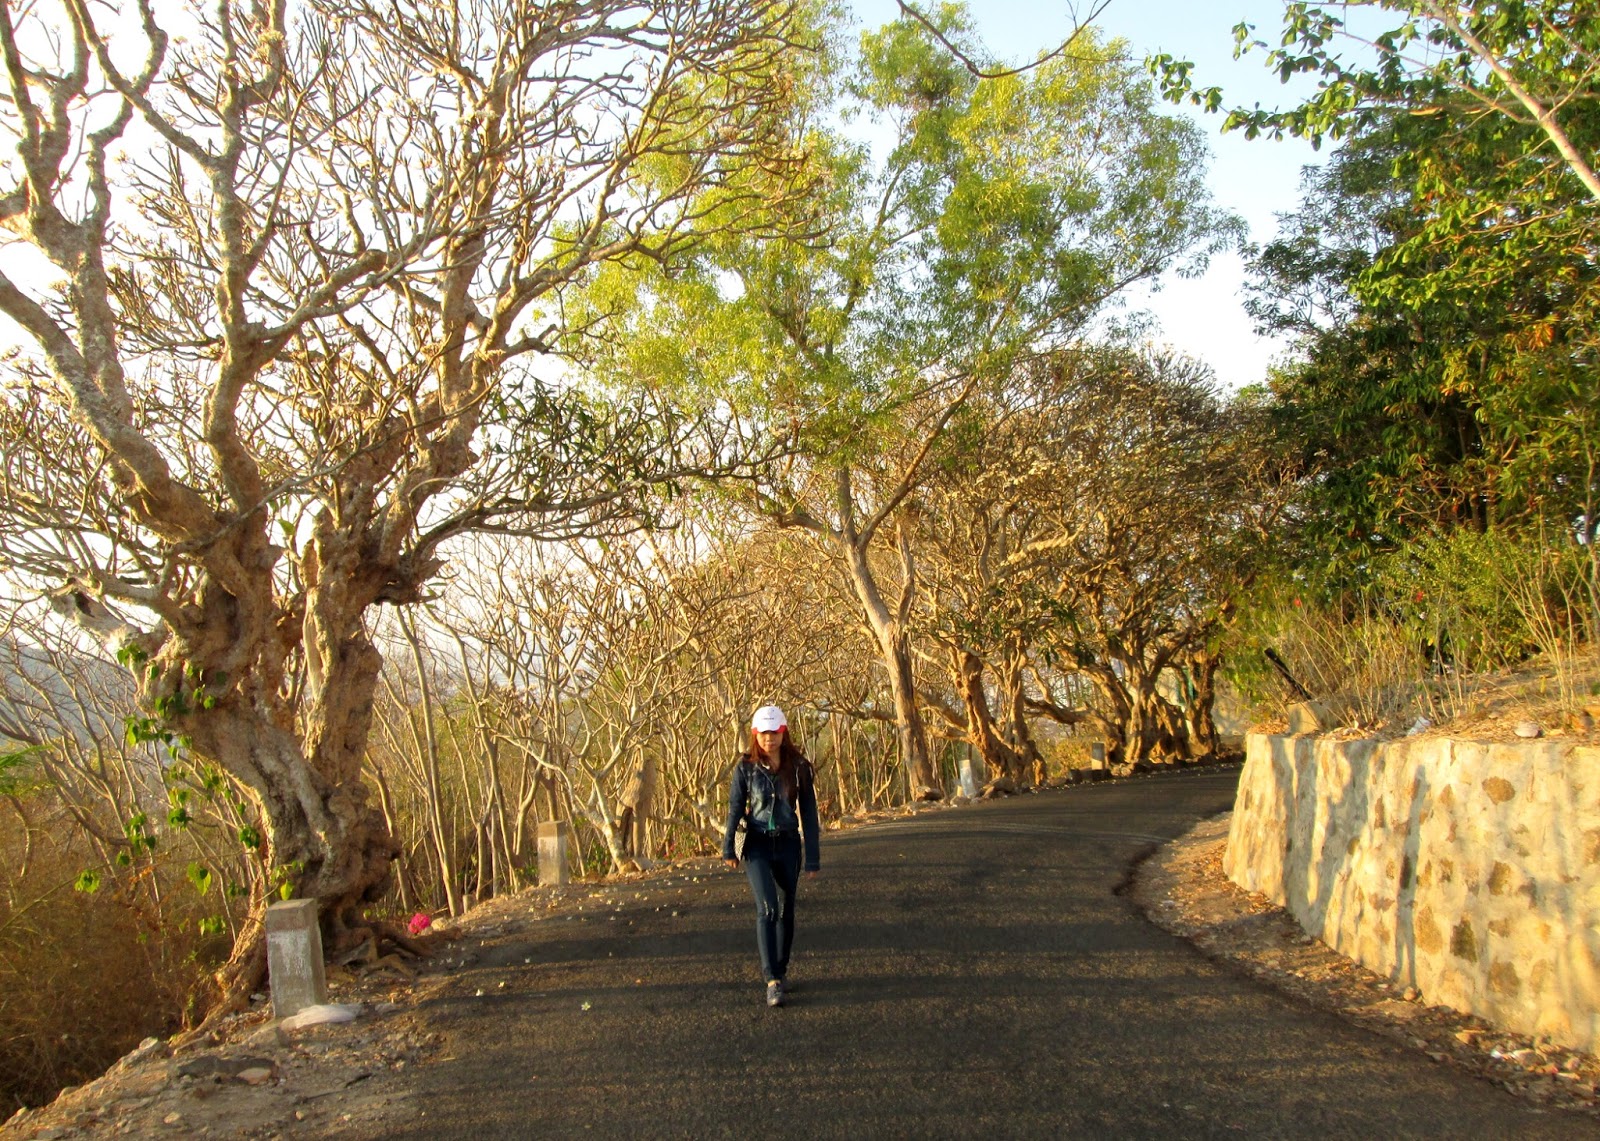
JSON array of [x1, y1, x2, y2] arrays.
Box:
[[380, 769, 1590, 1139]]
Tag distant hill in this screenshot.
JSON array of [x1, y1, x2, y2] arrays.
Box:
[[0, 635, 135, 750]]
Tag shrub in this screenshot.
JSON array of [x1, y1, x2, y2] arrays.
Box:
[[0, 800, 221, 1111], [1227, 526, 1595, 728]]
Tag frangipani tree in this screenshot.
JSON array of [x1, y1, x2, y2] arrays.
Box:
[[0, 0, 816, 1015]]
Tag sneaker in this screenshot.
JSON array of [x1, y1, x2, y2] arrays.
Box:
[[766, 980, 784, 1008]]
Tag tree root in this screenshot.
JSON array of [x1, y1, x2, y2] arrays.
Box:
[[332, 918, 432, 962], [171, 920, 267, 1049]]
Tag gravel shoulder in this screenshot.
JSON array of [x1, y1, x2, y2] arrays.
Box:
[[1131, 811, 1600, 1122]]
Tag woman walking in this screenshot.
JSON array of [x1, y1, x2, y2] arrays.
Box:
[[723, 705, 821, 1007]]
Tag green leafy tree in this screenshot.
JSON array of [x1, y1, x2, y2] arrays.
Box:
[[1155, 1, 1599, 197], [578, 7, 1238, 798], [1150, 4, 1599, 576], [1243, 109, 1599, 557]]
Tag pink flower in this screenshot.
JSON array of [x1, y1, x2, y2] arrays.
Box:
[[407, 912, 432, 936]]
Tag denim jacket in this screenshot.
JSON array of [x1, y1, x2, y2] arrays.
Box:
[[722, 754, 821, 871]]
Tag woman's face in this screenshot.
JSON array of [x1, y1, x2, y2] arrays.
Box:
[[756, 728, 783, 758]]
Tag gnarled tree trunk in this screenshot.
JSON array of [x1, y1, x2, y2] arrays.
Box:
[[950, 646, 1029, 784]]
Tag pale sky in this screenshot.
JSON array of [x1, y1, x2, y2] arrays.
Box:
[[850, 0, 1341, 390]]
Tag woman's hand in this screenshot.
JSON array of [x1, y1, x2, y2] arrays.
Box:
[[804, 870, 819, 880], [724, 858, 740, 870]]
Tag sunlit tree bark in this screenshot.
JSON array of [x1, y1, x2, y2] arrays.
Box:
[[0, 0, 815, 1017]]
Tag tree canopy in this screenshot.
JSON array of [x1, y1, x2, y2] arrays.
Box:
[[575, 5, 1239, 795]]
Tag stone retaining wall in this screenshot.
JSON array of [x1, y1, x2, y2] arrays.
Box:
[[1225, 732, 1600, 1053]]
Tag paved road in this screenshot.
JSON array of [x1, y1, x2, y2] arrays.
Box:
[[380, 769, 1590, 1139]]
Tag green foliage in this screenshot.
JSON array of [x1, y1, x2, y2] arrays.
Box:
[[271, 860, 305, 901], [1154, 5, 1599, 559], [167, 788, 192, 829], [1242, 103, 1600, 558], [572, 4, 1238, 472], [123, 812, 157, 858], [113, 644, 148, 670], [0, 743, 44, 798], [1227, 525, 1595, 722], [123, 715, 167, 748], [1154, 2, 1600, 167], [1379, 529, 1568, 670]]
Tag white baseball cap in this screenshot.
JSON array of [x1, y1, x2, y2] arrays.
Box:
[[751, 705, 787, 732]]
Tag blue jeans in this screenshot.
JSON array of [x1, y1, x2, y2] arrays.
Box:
[[742, 831, 802, 983]]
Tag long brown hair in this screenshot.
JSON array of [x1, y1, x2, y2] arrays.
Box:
[[748, 727, 805, 802]]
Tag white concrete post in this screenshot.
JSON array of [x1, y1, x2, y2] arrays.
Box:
[[265, 899, 327, 1019], [1089, 742, 1107, 771], [538, 820, 570, 886], [958, 748, 981, 798]]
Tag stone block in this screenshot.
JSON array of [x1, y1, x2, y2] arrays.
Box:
[[1285, 700, 1334, 735], [538, 820, 570, 886], [958, 751, 982, 798], [1089, 742, 1107, 770], [265, 899, 326, 1020]]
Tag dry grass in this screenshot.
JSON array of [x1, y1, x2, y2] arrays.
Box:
[[1243, 634, 1600, 744], [0, 809, 209, 1112], [1408, 651, 1600, 743]]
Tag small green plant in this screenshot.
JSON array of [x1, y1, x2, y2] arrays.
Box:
[[123, 812, 158, 857], [0, 743, 44, 797], [270, 860, 305, 901]]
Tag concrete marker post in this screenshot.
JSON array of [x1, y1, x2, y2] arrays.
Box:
[[265, 898, 327, 1020], [538, 820, 570, 886], [958, 746, 982, 798]]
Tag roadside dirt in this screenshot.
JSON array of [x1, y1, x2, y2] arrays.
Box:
[[1132, 812, 1600, 1122], [0, 801, 967, 1140], [11, 779, 1595, 1139]]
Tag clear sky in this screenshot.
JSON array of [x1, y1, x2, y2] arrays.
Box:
[[849, 0, 1338, 390]]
